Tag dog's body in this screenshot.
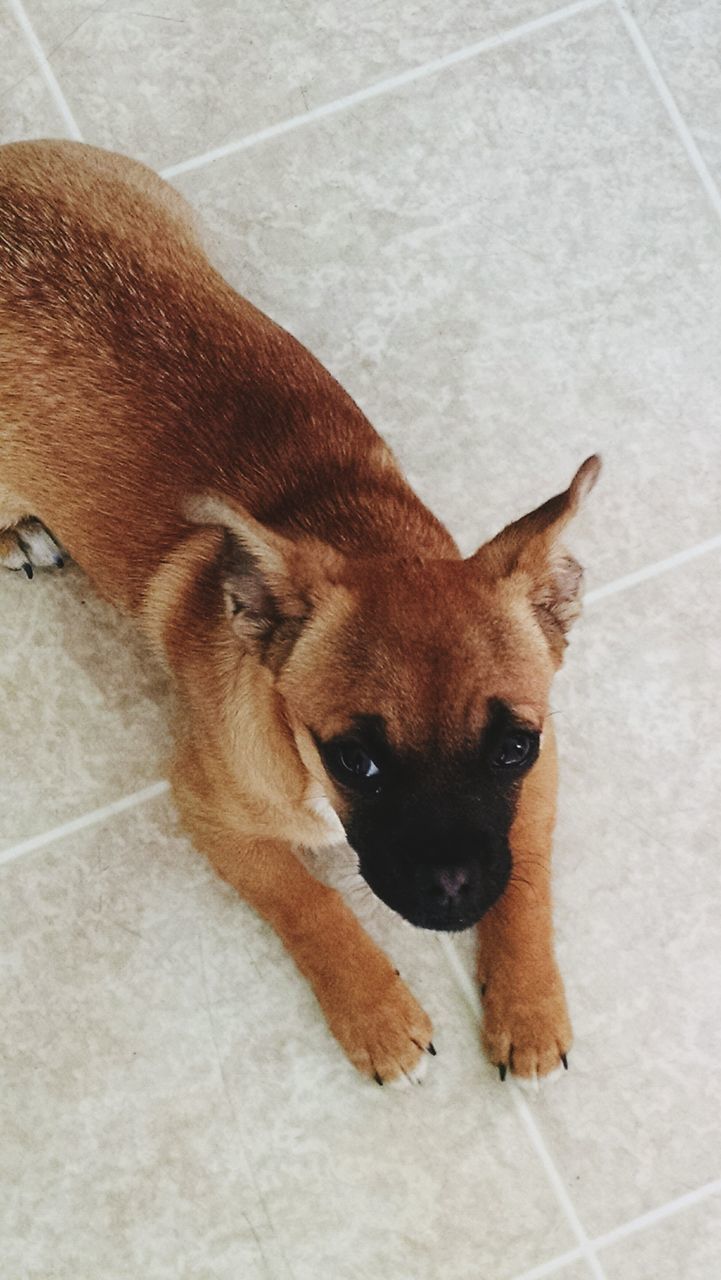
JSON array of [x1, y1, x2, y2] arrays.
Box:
[[0, 140, 598, 1085]]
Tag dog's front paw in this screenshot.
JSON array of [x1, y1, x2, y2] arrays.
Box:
[[328, 973, 434, 1087], [480, 968, 572, 1087]]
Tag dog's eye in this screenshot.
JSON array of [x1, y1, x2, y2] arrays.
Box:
[[321, 739, 381, 788], [492, 730, 538, 770], [336, 742, 380, 780]]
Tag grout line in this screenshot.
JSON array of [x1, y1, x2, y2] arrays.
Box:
[[442, 932, 721, 1279], [509, 1180, 721, 1279], [512, 1094, 608, 1279], [585, 531, 721, 605], [0, 780, 170, 867], [612, 0, 721, 225], [0, 4, 714, 1268], [437, 937, 607, 1279], [160, 0, 607, 179], [7, 0, 83, 140], [592, 1177, 721, 1253]]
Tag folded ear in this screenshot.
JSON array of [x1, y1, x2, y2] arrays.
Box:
[[186, 495, 345, 665], [471, 455, 601, 654]]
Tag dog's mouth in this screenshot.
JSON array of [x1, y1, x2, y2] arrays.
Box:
[[358, 858, 511, 933], [395, 904, 491, 933]]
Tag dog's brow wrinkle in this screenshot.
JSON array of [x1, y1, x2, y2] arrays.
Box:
[[351, 712, 388, 739], [460, 689, 489, 739], [509, 703, 544, 730], [488, 697, 543, 732]]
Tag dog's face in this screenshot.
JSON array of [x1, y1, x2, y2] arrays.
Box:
[[283, 560, 554, 931], [201, 456, 598, 932]]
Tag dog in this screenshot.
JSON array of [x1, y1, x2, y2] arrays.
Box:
[[0, 140, 599, 1086]]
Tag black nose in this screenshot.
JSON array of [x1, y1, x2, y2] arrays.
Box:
[[431, 866, 471, 902]]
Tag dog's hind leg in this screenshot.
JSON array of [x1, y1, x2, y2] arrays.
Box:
[[0, 485, 65, 578]]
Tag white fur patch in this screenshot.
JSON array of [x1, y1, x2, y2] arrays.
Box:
[[514, 1063, 565, 1094], [387, 1053, 429, 1089], [305, 788, 346, 843], [17, 522, 64, 567]]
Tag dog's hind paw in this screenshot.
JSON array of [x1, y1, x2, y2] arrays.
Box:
[[0, 519, 65, 578]]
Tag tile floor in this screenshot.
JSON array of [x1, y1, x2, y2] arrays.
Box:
[[1, 0, 720, 1276]]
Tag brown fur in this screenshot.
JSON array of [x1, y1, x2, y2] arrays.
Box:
[[0, 139, 599, 1084]]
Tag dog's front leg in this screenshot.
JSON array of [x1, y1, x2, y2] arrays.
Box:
[[477, 721, 572, 1083], [183, 807, 433, 1085]]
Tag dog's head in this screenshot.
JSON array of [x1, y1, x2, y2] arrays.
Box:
[[191, 456, 599, 932]]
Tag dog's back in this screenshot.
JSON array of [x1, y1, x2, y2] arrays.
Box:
[[0, 140, 223, 604], [0, 140, 450, 612]]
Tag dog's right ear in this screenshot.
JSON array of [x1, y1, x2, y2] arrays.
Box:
[[186, 496, 345, 663]]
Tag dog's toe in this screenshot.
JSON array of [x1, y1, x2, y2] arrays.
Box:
[[337, 974, 433, 1088], [18, 519, 65, 568], [0, 529, 33, 576], [481, 975, 572, 1089], [387, 1053, 429, 1090], [514, 1063, 565, 1093], [0, 519, 65, 575]]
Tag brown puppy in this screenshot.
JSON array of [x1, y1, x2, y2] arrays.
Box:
[[0, 139, 599, 1086]]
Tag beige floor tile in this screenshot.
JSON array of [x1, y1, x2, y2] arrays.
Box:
[[0, 794, 578, 1280], [21, 0, 561, 170], [0, 566, 171, 852], [0, 8, 66, 143], [630, 0, 721, 186], [173, 2, 721, 592], [0, 805, 293, 1279], [1, 7, 37, 98], [600, 1193, 721, 1279], [2, 0, 720, 1273], [484, 551, 721, 1234], [537, 1267, 595, 1280]]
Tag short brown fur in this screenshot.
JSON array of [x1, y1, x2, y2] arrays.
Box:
[[0, 140, 599, 1084]]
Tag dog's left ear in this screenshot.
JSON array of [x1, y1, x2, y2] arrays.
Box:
[[186, 495, 345, 665], [472, 455, 601, 654]]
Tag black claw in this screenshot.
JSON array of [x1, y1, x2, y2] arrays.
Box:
[[22, 562, 33, 579], [427, 1042, 437, 1056], [374, 1071, 384, 1086], [561, 1053, 569, 1071], [54, 555, 64, 568], [480, 983, 486, 996], [498, 1063, 507, 1082]]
